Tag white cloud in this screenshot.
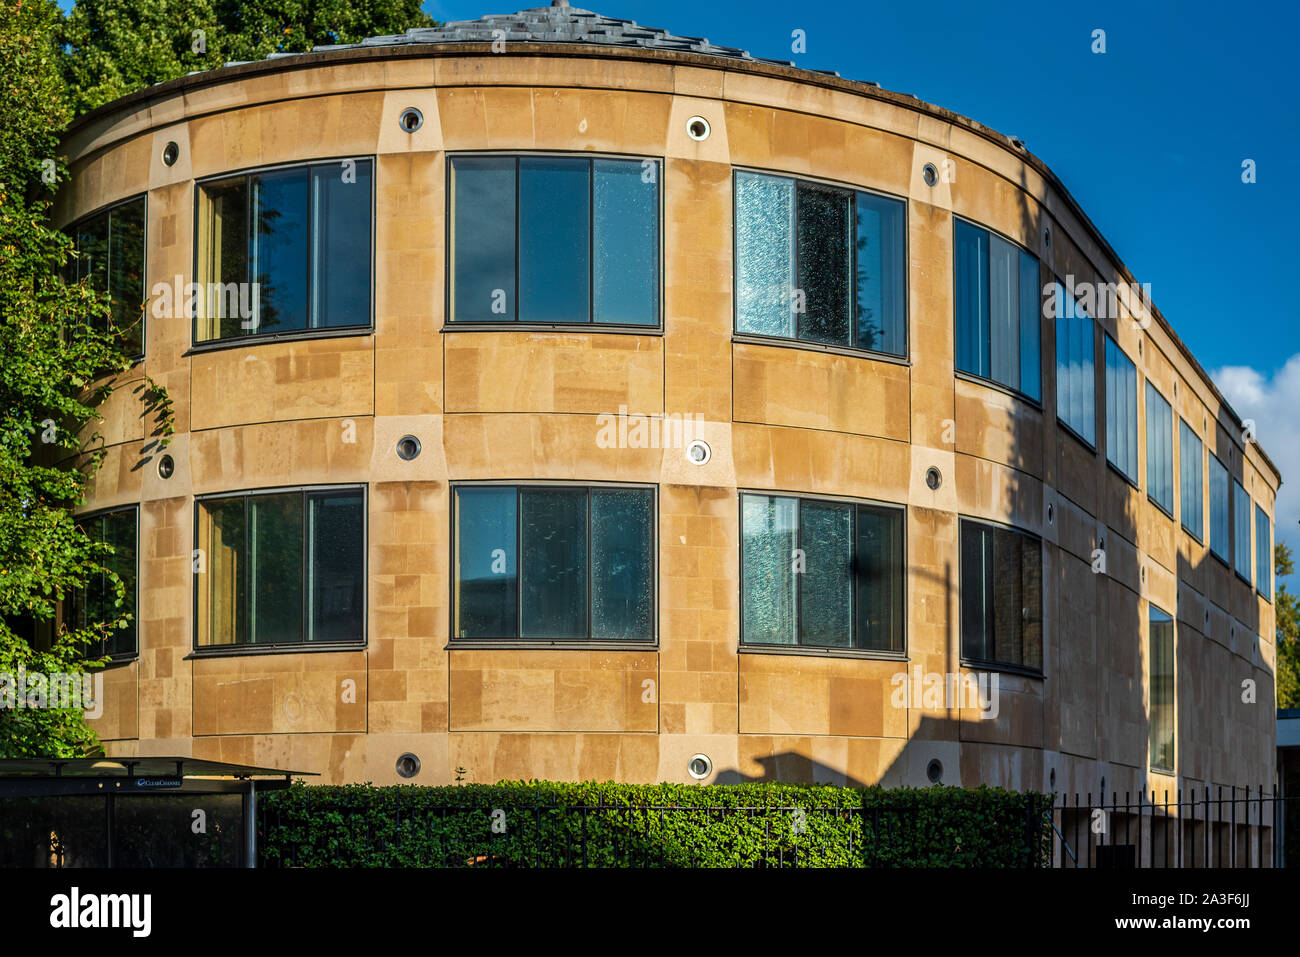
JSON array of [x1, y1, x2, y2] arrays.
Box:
[[1212, 353, 1300, 550]]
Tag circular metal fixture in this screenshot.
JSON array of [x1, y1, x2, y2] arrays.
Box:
[[162, 141, 179, 167], [1049, 768, 1057, 791], [157, 454, 175, 479], [685, 116, 711, 141], [395, 752, 421, 779], [925, 466, 942, 490], [398, 107, 424, 133], [685, 439, 711, 466], [1042, 226, 1051, 248], [687, 753, 712, 779], [396, 435, 422, 460], [926, 758, 943, 784], [922, 162, 938, 187], [1047, 503, 1054, 524]]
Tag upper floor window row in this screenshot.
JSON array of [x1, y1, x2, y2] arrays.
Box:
[[67, 195, 146, 358], [734, 171, 907, 357], [449, 155, 660, 326], [954, 218, 1041, 400], [195, 158, 374, 344]]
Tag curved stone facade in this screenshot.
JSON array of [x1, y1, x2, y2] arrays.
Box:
[[59, 17, 1279, 800]]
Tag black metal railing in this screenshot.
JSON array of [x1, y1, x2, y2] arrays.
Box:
[[1051, 787, 1293, 868]]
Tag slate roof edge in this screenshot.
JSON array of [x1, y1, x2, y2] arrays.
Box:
[[57, 41, 1281, 486]]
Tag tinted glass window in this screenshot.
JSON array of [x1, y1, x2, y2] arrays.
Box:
[[69, 197, 146, 356], [69, 508, 138, 658], [1179, 420, 1204, 540], [1146, 383, 1174, 514], [1149, 606, 1175, 771], [1256, 505, 1272, 601], [960, 519, 1043, 671], [520, 157, 589, 322], [1209, 455, 1230, 562], [1233, 480, 1252, 583], [1055, 283, 1096, 445], [1105, 336, 1138, 482], [594, 160, 659, 325]]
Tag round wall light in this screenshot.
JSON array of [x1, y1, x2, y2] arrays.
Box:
[[922, 163, 938, 187], [396, 752, 421, 779], [926, 758, 944, 784], [687, 753, 712, 779], [1043, 226, 1052, 248], [157, 454, 175, 479], [162, 141, 179, 167], [685, 439, 711, 466], [1049, 768, 1057, 791], [685, 116, 711, 141], [398, 107, 424, 133], [396, 435, 422, 460], [925, 466, 942, 490], [1047, 503, 1055, 524]]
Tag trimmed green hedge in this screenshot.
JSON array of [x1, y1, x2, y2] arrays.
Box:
[[260, 781, 1052, 868]]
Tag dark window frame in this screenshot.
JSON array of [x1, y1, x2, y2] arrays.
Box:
[[68, 503, 141, 663], [63, 193, 148, 362], [444, 151, 665, 332], [1232, 478, 1253, 586], [189, 156, 376, 352], [957, 516, 1045, 677], [1144, 381, 1175, 519], [1053, 281, 1099, 452], [1148, 603, 1176, 774], [951, 214, 1042, 404], [189, 483, 368, 656], [1208, 452, 1231, 567], [1103, 333, 1140, 487], [1178, 417, 1204, 543], [447, 480, 659, 648], [732, 166, 910, 362], [1255, 503, 1272, 603], [737, 489, 907, 657]]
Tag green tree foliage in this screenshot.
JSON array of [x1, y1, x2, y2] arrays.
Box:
[[61, 0, 436, 114], [0, 0, 133, 757], [1276, 543, 1299, 709]]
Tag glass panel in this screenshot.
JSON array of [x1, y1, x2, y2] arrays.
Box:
[[855, 505, 903, 652], [195, 177, 249, 342], [590, 489, 653, 640], [594, 159, 658, 325], [990, 525, 1024, 664], [1105, 337, 1136, 479], [1018, 250, 1041, 400], [1149, 607, 1175, 770], [853, 192, 905, 355], [100, 510, 138, 657], [741, 494, 797, 645], [451, 157, 516, 321], [308, 493, 364, 642], [798, 501, 852, 646], [1058, 291, 1097, 445], [310, 160, 372, 328], [960, 521, 991, 662], [796, 181, 851, 345], [1256, 505, 1271, 600], [734, 172, 795, 337], [988, 234, 1019, 390], [520, 489, 587, 639], [1020, 535, 1043, 669], [108, 199, 146, 355], [519, 157, 589, 323], [1233, 481, 1252, 582], [1179, 420, 1203, 539], [248, 493, 303, 644], [197, 498, 246, 646], [76, 212, 109, 293], [1146, 383, 1173, 513], [250, 168, 309, 335], [454, 487, 518, 639], [1209, 455, 1229, 560], [954, 219, 989, 379]]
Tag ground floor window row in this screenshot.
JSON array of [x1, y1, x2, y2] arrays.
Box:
[[68, 487, 1216, 688]]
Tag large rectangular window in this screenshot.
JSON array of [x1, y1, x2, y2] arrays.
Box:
[[195, 159, 373, 342], [960, 519, 1043, 672], [68, 507, 138, 659], [449, 155, 660, 326], [740, 493, 904, 651], [1179, 419, 1204, 540], [68, 196, 146, 357], [953, 219, 1041, 399], [1209, 454, 1230, 563], [1148, 605, 1175, 772], [735, 171, 906, 357], [1256, 505, 1272, 601], [1146, 382, 1174, 514], [1104, 336, 1138, 483], [1054, 283, 1096, 446], [453, 485, 654, 641], [1233, 480, 1252, 584], [195, 487, 365, 648]]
